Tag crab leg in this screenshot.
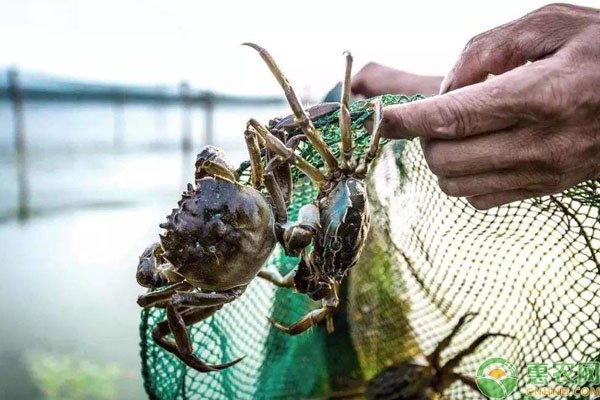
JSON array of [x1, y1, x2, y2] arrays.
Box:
[[427, 312, 477, 370], [195, 159, 237, 183], [243, 129, 264, 189], [266, 129, 293, 207], [243, 127, 289, 222], [441, 332, 514, 374], [450, 373, 482, 394], [243, 43, 339, 172], [268, 284, 339, 335], [285, 134, 307, 151], [356, 99, 384, 177], [247, 119, 325, 188], [276, 203, 319, 256], [137, 281, 193, 308], [264, 172, 288, 223], [170, 285, 246, 307], [153, 306, 220, 354], [153, 304, 243, 372], [258, 266, 297, 288], [262, 135, 307, 174], [339, 51, 354, 171], [156, 287, 247, 373]]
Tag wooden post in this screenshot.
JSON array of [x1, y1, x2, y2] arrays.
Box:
[[180, 81, 192, 151], [8, 68, 30, 221], [154, 100, 166, 146], [204, 92, 214, 146], [113, 96, 125, 149]]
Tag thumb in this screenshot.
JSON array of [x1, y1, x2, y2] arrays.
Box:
[[441, 3, 592, 94]]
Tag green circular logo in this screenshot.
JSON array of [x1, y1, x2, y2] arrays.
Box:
[[476, 358, 518, 399]]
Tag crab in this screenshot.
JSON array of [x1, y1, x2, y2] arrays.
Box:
[[135, 43, 384, 373], [242, 43, 385, 335], [135, 144, 282, 372], [366, 314, 513, 400]]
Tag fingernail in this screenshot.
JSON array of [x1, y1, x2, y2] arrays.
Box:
[[439, 74, 453, 95]]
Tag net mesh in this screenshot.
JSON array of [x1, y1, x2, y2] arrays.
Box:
[[139, 94, 600, 399]]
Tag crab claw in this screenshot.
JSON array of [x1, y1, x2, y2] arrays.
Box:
[[266, 317, 293, 334], [204, 355, 246, 372], [172, 354, 246, 374], [266, 304, 332, 336], [241, 42, 265, 55]]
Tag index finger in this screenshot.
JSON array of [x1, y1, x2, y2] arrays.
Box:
[[381, 63, 544, 139]]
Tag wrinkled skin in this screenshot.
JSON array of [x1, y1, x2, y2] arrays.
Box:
[[355, 3, 600, 210]]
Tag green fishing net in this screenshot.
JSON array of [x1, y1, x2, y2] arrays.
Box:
[[139, 94, 600, 399]]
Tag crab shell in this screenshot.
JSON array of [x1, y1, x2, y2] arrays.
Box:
[[160, 177, 276, 292], [295, 177, 371, 300], [367, 362, 437, 400]]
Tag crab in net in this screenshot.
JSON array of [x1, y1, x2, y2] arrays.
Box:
[[244, 43, 386, 335], [366, 314, 513, 400], [135, 43, 384, 373]]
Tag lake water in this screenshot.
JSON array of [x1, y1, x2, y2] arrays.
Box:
[[0, 99, 288, 399]]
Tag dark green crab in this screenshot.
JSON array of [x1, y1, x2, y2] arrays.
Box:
[[366, 314, 513, 400], [244, 43, 385, 335]]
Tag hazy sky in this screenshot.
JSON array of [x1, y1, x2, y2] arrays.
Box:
[[0, 0, 596, 98]]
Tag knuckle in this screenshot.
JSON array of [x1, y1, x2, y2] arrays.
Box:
[[463, 36, 483, 56], [353, 62, 381, 86], [362, 61, 381, 72], [446, 97, 470, 137], [528, 72, 570, 120], [462, 30, 505, 64], [353, 63, 370, 81], [464, 32, 487, 53], [350, 77, 365, 93], [536, 3, 573, 15], [428, 97, 469, 138]]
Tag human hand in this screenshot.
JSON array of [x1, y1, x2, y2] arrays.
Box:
[[381, 3, 600, 209], [351, 62, 443, 97]]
